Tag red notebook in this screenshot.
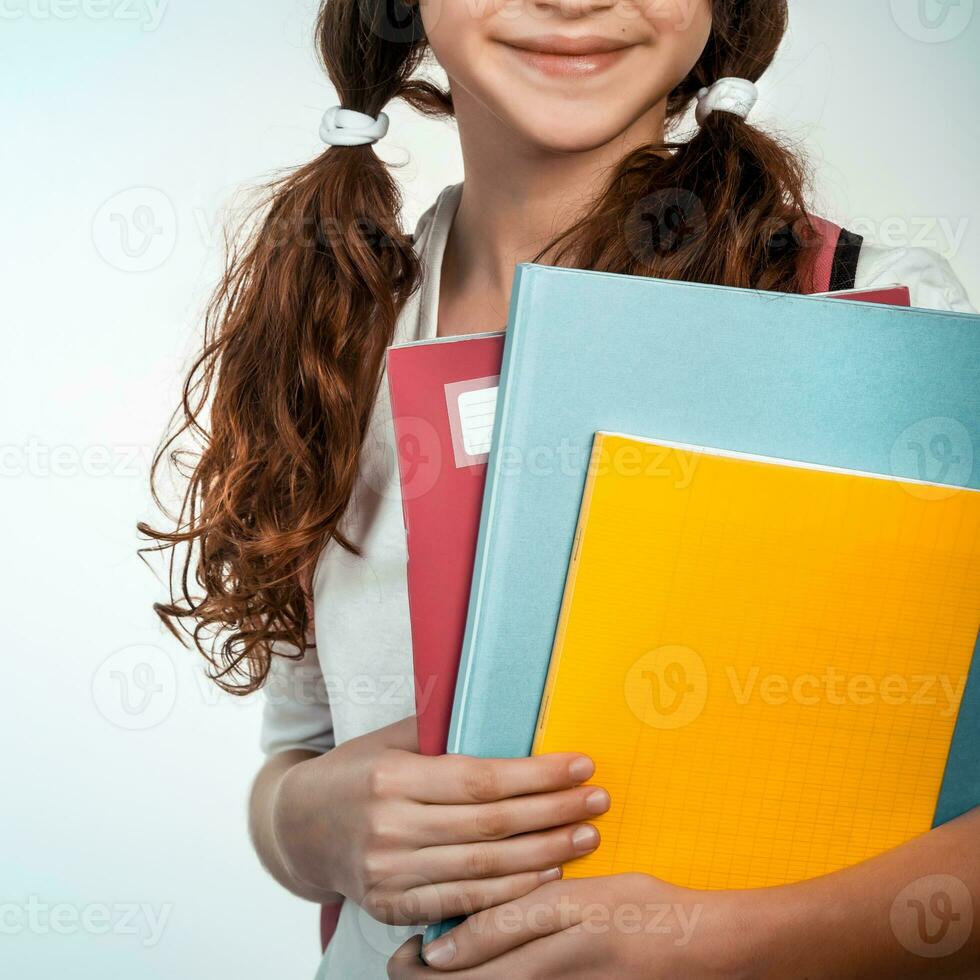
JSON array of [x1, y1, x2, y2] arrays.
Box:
[[386, 285, 910, 759], [815, 284, 911, 306], [388, 332, 505, 755]]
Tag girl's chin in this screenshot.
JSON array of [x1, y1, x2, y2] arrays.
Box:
[[461, 82, 651, 154], [488, 94, 647, 153], [512, 120, 641, 155]]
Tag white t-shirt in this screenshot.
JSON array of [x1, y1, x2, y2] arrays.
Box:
[[260, 180, 976, 979]]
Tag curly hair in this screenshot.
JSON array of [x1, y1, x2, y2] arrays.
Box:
[[140, 0, 817, 694]]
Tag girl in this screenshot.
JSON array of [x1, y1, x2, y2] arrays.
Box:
[[144, 0, 978, 977]]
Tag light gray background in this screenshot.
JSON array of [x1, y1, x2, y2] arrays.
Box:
[[1, 1, 977, 977]]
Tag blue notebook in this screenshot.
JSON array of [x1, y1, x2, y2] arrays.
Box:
[[425, 265, 980, 944]]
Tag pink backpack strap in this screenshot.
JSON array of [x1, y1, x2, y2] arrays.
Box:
[[802, 215, 865, 295], [320, 902, 343, 953]]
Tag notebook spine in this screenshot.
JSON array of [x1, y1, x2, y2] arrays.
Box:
[[532, 432, 605, 754], [425, 270, 542, 946], [385, 348, 412, 545], [446, 265, 537, 756]]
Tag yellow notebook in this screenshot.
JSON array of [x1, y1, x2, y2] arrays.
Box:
[[533, 433, 980, 889]]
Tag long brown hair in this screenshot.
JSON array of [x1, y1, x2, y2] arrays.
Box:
[[141, 0, 815, 694]]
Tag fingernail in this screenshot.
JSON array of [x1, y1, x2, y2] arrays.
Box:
[[572, 824, 599, 852], [568, 756, 594, 782], [423, 937, 456, 968], [585, 789, 610, 814], [539, 866, 562, 883]]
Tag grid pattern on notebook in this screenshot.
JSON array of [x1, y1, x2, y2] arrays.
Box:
[[533, 434, 980, 890]]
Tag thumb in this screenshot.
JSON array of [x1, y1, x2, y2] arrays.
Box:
[[387, 935, 427, 978]]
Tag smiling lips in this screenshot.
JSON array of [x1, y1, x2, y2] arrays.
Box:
[[502, 35, 635, 77]]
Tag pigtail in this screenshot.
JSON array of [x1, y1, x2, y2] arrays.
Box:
[[143, 0, 819, 694], [140, 0, 450, 693], [656, 110, 810, 290], [543, 0, 816, 293]]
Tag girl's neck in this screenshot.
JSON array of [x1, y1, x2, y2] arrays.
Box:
[[436, 95, 668, 337]]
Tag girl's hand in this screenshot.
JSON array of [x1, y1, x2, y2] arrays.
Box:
[[271, 717, 610, 925], [388, 874, 754, 978]]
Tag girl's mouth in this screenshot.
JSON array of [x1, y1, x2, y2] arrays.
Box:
[[499, 34, 636, 78]]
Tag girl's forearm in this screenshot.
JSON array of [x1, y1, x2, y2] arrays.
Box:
[[748, 808, 980, 978], [248, 749, 344, 905]]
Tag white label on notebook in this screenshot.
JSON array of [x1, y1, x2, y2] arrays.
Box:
[[458, 386, 498, 456], [444, 375, 499, 468]]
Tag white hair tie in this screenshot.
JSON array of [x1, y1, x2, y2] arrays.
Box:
[[695, 78, 759, 126], [319, 106, 390, 147]]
